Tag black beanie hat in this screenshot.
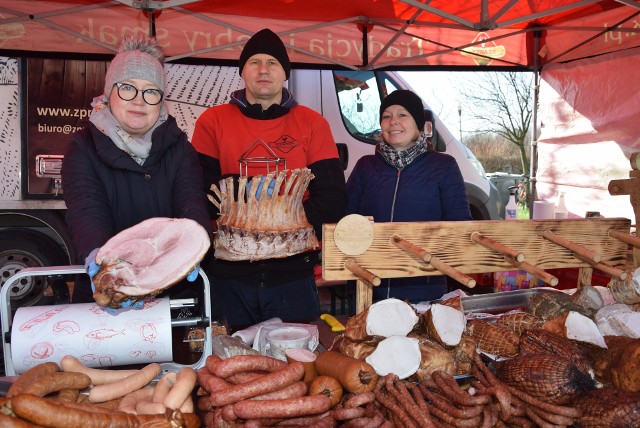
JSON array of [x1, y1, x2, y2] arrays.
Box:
[[379, 89, 426, 131], [239, 29, 291, 80]]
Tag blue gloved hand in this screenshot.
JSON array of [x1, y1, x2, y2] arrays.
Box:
[[84, 247, 101, 288], [86, 247, 143, 313], [247, 176, 276, 200], [186, 265, 200, 282]]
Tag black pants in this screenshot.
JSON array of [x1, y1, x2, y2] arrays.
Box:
[[210, 275, 320, 332]]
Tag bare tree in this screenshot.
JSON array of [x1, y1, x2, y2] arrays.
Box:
[[457, 72, 533, 175]]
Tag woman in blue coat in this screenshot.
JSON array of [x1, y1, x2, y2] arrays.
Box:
[[346, 89, 472, 303], [62, 36, 211, 306]]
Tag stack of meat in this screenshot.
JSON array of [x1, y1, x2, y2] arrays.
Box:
[[209, 168, 318, 261]]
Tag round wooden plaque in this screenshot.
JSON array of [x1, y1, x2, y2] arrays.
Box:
[[333, 214, 374, 255]]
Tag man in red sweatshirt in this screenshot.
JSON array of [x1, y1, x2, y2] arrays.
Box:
[[192, 28, 347, 330]]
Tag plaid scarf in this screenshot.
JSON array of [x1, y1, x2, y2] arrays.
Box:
[[376, 133, 430, 170]]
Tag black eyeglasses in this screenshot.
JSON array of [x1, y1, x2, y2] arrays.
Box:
[[114, 82, 164, 105]]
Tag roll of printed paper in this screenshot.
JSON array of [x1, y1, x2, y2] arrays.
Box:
[[10, 298, 172, 374]]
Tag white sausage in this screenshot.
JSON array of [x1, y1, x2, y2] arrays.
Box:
[[88, 362, 161, 403]]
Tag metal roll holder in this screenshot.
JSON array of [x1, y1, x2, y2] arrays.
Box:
[[1, 266, 213, 376]]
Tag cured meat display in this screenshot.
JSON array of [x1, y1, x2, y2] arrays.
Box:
[[92, 217, 211, 308], [208, 168, 318, 261]]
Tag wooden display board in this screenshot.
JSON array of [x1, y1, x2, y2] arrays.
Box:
[[322, 218, 632, 314]]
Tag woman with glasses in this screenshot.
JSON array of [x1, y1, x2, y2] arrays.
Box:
[[61, 35, 211, 307]]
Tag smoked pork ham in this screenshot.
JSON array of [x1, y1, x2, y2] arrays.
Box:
[[93, 217, 210, 308], [208, 169, 318, 261]]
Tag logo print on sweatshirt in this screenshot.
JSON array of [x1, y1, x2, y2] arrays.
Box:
[[269, 135, 299, 154]]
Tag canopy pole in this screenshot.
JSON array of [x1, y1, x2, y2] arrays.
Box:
[[148, 10, 156, 37], [360, 23, 369, 68], [529, 30, 541, 218]]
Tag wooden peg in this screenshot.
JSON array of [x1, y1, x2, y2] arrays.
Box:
[[344, 259, 381, 286], [470, 231, 525, 262], [542, 230, 601, 263], [355, 279, 373, 314], [504, 257, 559, 286], [390, 234, 476, 288], [609, 229, 640, 248], [572, 253, 628, 280]]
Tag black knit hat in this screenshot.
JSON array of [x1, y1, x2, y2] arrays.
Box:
[[239, 29, 291, 80], [379, 89, 426, 131]]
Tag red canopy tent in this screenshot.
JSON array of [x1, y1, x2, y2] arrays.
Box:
[[1, 0, 638, 69], [1, 0, 640, 219]]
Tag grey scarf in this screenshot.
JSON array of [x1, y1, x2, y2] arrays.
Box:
[[376, 133, 430, 170], [89, 95, 167, 165]]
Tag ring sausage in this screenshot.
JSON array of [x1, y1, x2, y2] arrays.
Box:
[[22, 372, 91, 397], [232, 395, 332, 419], [57, 388, 81, 403], [0, 413, 34, 428], [6, 362, 59, 398], [11, 394, 142, 427], [210, 361, 304, 407], [88, 362, 161, 403]]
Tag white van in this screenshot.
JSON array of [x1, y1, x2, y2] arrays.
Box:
[[289, 69, 503, 220]]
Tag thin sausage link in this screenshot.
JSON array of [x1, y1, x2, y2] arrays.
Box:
[[527, 405, 576, 426], [406, 382, 431, 415], [524, 407, 563, 428], [374, 388, 417, 428], [470, 364, 490, 388], [432, 370, 490, 406], [387, 376, 434, 428], [428, 404, 483, 428], [421, 387, 484, 419], [506, 385, 582, 418]]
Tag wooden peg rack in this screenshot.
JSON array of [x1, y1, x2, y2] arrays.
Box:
[[322, 218, 632, 314]]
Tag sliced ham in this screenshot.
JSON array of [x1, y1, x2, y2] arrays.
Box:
[[93, 217, 210, 308]]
